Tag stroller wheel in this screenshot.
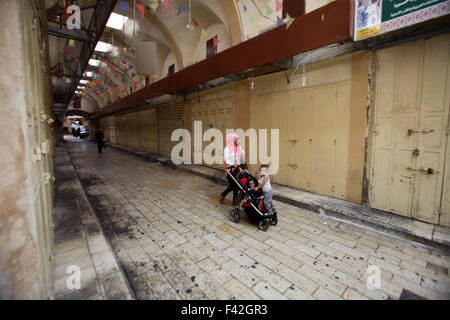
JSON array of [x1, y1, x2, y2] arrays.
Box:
[[270, 217, 278, 226], [230, 208, 241, 223], [258, 219, 269, 231]]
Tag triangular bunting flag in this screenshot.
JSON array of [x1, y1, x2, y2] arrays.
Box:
[[200, 28, 208, 40], [150, 2, 159, 12], [277, 16, 284, 27], [250, 16, 254, 22], [243, 5, 247, 13], [118, 0, 129, 15], [265, 5, 273, 16], [68, 39, 75, 47], [124, 68, 129, 73], [192, 17, 199, 27], [136, 3, 145, 18], [129, 64, 134, 70], [213, 36, 220, 48], [276, 0, 283, 12], [162, 0, 171, 13], [177, 4, 187, 15], [131, 73, 136, 78], [286, 13, 295, 29]]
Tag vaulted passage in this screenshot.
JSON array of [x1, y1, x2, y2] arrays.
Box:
[[54, 137, 450, 300], [1, 0, 450, 301]]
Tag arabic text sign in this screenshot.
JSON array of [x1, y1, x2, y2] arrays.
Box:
[[354, 0, 449, 40]]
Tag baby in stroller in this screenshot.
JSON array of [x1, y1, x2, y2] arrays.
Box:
[[228, 165, 278, 231], [246, 179, 263, 200]]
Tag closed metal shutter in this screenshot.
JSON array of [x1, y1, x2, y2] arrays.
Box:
[[158, 103, 185, 158]]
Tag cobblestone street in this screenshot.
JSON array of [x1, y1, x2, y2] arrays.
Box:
[[64, 137, 450, 300]]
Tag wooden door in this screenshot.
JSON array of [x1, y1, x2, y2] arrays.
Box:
[[310, 85, 337, 197], [371, 35, 450, 225], [288, 88, 312, 190]]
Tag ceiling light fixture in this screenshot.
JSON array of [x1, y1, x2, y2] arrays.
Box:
[[186, 0, 194, 31], [301, 64, 307, 87]]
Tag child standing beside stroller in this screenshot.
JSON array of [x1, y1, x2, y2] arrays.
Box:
[[252, 165, 277, 221]]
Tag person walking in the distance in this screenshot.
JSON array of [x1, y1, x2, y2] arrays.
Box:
[[95, 127, 105, 154]]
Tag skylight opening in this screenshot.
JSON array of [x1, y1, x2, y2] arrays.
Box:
[[95, 41, 110, 53], [106, 12, 128, 30], [88, 59, 101, 67]]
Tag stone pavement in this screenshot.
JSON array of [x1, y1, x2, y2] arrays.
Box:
[[108, 142, 450, 249], [61, 137, 450, 300], [53, 143, 134, 300]]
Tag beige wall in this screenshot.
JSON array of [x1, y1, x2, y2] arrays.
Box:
[[0, 0, 55, 299], [102, 50, 369, 204], [247, 52, 369, 203]]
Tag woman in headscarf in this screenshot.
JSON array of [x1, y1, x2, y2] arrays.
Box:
[[220, 133, 245, 204]]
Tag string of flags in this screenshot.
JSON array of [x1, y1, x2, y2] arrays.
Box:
[[78, 0, 296, 101], [238, 0, 295, 30]]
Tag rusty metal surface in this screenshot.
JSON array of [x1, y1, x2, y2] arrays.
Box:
[[92, 0, 351, 118]]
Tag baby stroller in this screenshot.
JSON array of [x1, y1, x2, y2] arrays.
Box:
[[227, 165, 277, 231]]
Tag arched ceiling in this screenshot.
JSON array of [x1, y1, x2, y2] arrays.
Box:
[[115, 0, 235, 69], [51, 0, 293, 113]]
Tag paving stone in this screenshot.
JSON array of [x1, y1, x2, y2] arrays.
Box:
[[332, 270, 388, 300], [61, 140, 450, 300], [285, 239, 321, 258], [328, 242, 369, 261], [342, 288, 370, 300], [298, 264, 347, 296], [100, 272, 133, 300], [272, 264, 318, 294], [198, 258, 234, 285], [222, 259, 261, 289], [243, 247, 280, 269], [249, 263, 292, 294], [312, 286, 342, 300], [164, 268, 206, 300], [222, 279, 261, 300], [194, 272, 234, 300], [252, 281, 288, 300]]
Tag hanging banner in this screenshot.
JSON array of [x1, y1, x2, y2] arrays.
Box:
[[354, 0, 449, 41]]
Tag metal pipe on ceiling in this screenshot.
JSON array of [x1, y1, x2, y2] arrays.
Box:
[[47, 24, 91, 42]]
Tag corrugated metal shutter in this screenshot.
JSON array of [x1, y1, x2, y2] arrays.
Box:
[[158, 103, 185, 158]]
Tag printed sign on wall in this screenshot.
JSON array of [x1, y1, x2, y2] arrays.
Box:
[[354, 0, 449, 41]]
